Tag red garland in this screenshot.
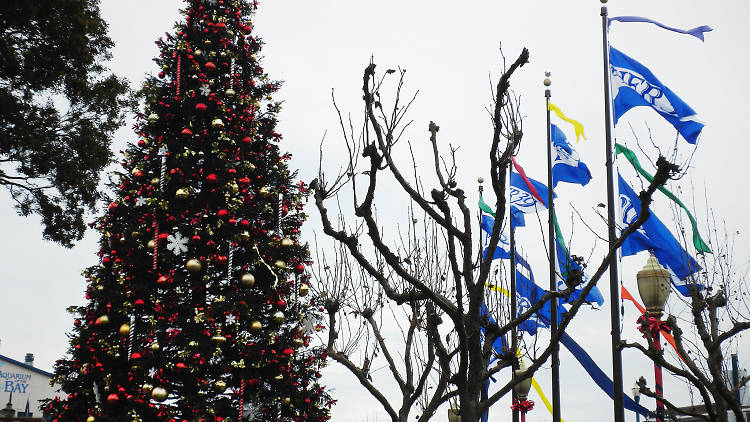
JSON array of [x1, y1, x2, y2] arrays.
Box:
[[637, 314, 670, 339], [511, 398, 535, 414]]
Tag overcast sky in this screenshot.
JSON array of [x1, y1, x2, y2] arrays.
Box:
[[2, 1, 750, 421]]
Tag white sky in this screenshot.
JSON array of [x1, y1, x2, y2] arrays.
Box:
[[1, 1, 749, 421]]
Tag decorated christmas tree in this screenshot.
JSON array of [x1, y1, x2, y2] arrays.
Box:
[[47, 1, 332, 421]]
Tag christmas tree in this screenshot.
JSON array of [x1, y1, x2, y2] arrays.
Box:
[[47, 1, 332, 421]]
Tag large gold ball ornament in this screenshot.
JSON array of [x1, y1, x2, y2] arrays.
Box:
[[240, 273, 255, 287], [282, 397, 291, 406], [147, 114, 159, 123], [146, 240, 155, 249], [250, 320, 263, 332], [224, 88, 236, 97], [280, 237, 293, 247], [258, 186, 271, 197], [175, 188, 190, 199], [194, 49, 202, 56], [96, 315, 110, 325], [87, 416, 96, 422], [272, 311, 285, 324], [274, 260, 286, 270], [151, 387, 168, 402], [213, 380, 227, 393], [186, 258, 202, 273], [119, 323, 131, 336], [150, 342, 160, 351], [299, 284, 310, 297], [211, 118, 224, 129]]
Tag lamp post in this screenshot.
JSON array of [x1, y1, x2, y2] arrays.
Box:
[[512, 362, 535, 422], [636, 253, 671, 422], [632, 383, 641, 422]]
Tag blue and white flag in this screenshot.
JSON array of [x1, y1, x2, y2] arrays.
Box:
[[510, 171, 555, 215], [609, 46, 704, 144], [480, 215, 511, 260], [551, 124, 592, 187], [618, 174, 703, 295]]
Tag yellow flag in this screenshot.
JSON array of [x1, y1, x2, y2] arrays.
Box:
[[548, 102, 586, 142]]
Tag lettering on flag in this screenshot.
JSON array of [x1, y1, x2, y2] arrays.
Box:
[[611, 66, 677, 117]]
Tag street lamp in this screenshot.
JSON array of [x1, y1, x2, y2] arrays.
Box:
[[512, 362, 535, 422], [632, 383, 642, 422], [636, 253, 671, 422]]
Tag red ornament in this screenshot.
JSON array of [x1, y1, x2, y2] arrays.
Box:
[[206, 173, 219, 184], [181, 128, 193, 138], [191, 235, 201, 243], [204, 62, 216, 71], [241, 136, 252, 145], [106, 393, 119, 403], [217, 209, 230, 219], [195, 103, 207, 112], [134, 299, 145, 307], [293, 264, 305, 274]]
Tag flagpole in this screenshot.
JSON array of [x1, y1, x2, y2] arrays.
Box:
[[544, 73, 561, 422], [508, 166, 520, 422], [601, 2, 626, 422]]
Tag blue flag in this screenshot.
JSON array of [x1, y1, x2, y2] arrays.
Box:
[[555, 237, 605, 306], [609, 46, 704, 144], [551, 124, 592, 187], [510, 171, 555, 215], [609, 16, 712, 42], [618, 174, 702, 295], [480, 215, 511, 260]]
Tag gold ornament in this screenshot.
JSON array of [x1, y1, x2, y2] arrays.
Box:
[[213, 380, 227, 393], [147, 113, 159, 123], [250, 320, 263, 332], [150, 177, 159, 186], [142, 383, 154, 394], [186, 258, 202, 273], [293, 338, 304, 347], [119, 324, 130, 336], [146, 240, 155, 249], [258, 186, 271, 197], [211, 118, 224, 129], [150, 342, 160, 351], [240, 273, 255, 287], [275, 374, 284, 380], [151, 387, 168, 402], [272, 311, 285, 324], [87, 416, 96, 422], [282, 397, 291, 406], [96, 315, 110, 325], [175, 188, 190, 199], [280, 237, 293, 247], [274, 260, 286, 269], [225, 88, 236, 97], [211, 333, 226, 344], [188, 340, 199, 348], [299, 284, 310, 297], [194, 49, 202, 56]]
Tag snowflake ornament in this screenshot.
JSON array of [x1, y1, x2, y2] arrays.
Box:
[[242, 403, 260, 421], [208, 0, 218, 5], [166, 232, 189, 255], [135, 196, 147, 207], [158, 146, 168, 156], [226, 314, 237, 325], [199, 84, 211, 96]]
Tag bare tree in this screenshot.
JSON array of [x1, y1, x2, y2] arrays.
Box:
[[310, 49, 679, 422]]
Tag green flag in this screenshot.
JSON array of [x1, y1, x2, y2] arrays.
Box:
[[615, 143, 711, 254], [479, 193, 495, 217]]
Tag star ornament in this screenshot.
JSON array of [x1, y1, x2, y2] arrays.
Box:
[[166, 232, 189, 255]]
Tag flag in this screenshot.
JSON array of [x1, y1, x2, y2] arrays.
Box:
[[548, 103, 586, 142], [616, 143, 711, 254], [479, 194, 525, 227], [551, 124, 592, 187], [509, 170, 554, 214], [480, 215, 511, 260], [609, 46, 704, 144], [618, 174, 703, 295], [609, 16, 712, 42]]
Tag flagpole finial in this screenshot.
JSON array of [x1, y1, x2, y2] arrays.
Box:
[[600, 0, 608, 3], [477, 177, 484, 184], [544, 72, 551, 87]]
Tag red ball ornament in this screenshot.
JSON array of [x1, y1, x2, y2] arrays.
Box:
[[191, 235, 201, 243], [241, 136, 252, 145], [134, 298, 145, 307], [108, 202, 118, 212], [276, 299, 287, 309], [195, 103, 207, 112], [205, 173, 219, 184], [181, 128, 193, 138], [106, 393, 119, 403], [294, 264, 305, 274], [204, 62, 216, 71], [217, 209, 230, 219]]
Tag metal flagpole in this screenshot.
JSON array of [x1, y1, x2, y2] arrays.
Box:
[[509, 164, 520, 422], [600, 2, 626, 422], [544, 73, 561, 422]]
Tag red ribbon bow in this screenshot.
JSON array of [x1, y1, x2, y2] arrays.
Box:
[[511, 398, 535, 414], [637, 314, 670, 339]]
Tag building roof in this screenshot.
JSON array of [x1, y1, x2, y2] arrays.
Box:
[[0, 355, 53, 378]]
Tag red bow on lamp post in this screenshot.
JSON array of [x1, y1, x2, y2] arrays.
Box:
[[512, 363, 535, 422]]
